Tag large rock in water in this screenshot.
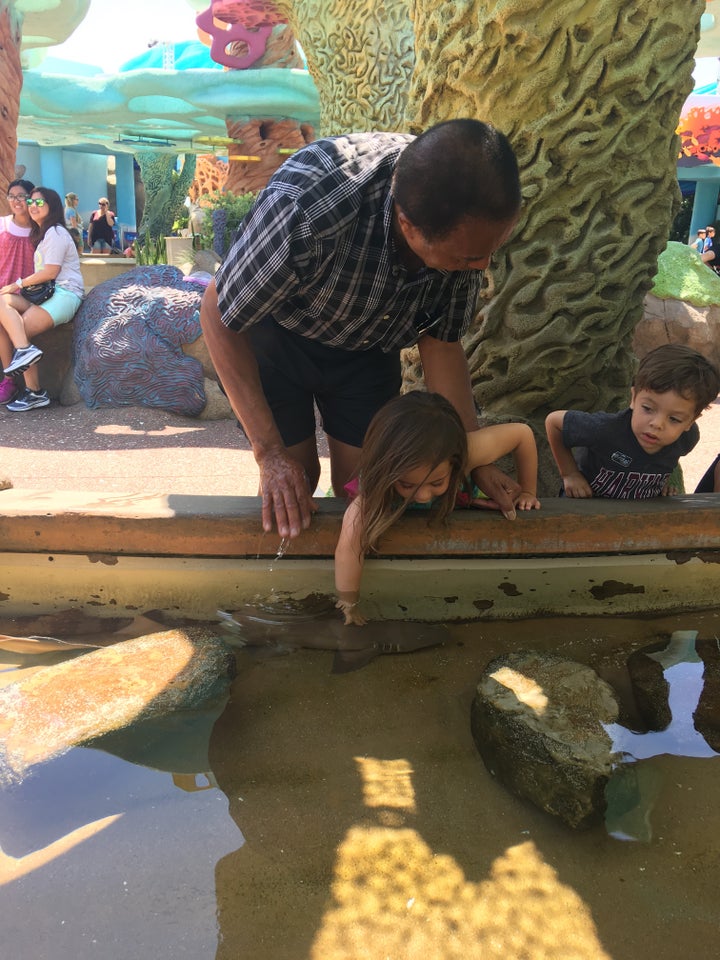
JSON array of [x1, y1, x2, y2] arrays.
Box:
[[471, 651, 620, 829], [0, 627, 235, 783]]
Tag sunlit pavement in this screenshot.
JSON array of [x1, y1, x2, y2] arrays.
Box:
[[0, 397, 717, 498]]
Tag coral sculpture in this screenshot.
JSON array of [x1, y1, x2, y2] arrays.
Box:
[[269, 0, 704, 496], [73, 266, 207, 416], [0, 6, 22, 208]]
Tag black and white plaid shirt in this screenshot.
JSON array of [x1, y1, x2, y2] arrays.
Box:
[[216, 133, 483, 353]]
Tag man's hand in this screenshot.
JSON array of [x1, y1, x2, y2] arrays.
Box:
[[470, 463, 522, 520], [258, 447, 316, 538]]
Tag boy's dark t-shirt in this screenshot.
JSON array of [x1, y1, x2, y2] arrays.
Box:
[[562, 408, 699, 499]]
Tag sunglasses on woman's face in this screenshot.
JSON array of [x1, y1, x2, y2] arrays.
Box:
[[26, 198, 46, 207], [6, 193, 28, 202]]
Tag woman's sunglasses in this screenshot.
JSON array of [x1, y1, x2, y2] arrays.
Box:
[[26, 198, 46, 207]]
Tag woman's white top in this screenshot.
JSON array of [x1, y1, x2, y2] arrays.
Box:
[[35, 225, 84, 297]]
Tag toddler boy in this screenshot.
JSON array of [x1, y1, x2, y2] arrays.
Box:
[[545, 344, 720, 499]]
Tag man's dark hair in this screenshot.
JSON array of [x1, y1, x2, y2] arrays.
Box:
[[634, 344, 720, 416], [393, 119, 521, 239]]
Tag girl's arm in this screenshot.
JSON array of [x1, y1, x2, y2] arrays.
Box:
[[334, 497, 367, 625], [467, 422, 540, 512], [545, 411, 593, 498]]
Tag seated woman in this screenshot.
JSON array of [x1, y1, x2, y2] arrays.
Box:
[[0, 178, 36, 403], [0, 186, 84, 411]]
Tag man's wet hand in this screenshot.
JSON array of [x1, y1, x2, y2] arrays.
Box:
[[258, 449, 316, 538]]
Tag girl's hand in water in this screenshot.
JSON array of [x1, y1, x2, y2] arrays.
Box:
[[336, 598, 367, 626]]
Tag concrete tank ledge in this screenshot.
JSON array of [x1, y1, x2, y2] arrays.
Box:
[[0, 487, 718, 560], [0, 489, 718, 620]]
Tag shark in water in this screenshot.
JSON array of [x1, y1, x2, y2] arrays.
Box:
[[215, 607, 450, 673]]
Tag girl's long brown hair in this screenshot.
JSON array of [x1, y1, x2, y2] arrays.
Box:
[[29, 187, 68, 248], [357, 391, 467, 553]]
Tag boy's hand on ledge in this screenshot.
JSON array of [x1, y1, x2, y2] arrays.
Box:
[[516, 491, 541, 511], [562, 472, 593, 498]]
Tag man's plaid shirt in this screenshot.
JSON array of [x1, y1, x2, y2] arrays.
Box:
[[215, 133, 483, 353]]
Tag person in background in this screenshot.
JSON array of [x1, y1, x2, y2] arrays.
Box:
[[68, 227, 83, 255], [694, 453, 720, 493], [689, 228, 706, 253], [701, 225, 720, 273], [0, 178, 36, 403], [334, 391, 539, 625], [545, 344, 720, 499], [0, 187, 84, 411], [87, 197, 116, 254], [201, 119, 525, 539], [64, 192, 82, 232]]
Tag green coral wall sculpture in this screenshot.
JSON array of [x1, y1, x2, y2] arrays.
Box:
[[280, 0, 704, 492]]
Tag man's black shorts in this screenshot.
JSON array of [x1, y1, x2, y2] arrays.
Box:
[[248, 319, 402, 448]]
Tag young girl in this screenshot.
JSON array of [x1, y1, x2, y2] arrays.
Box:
[[335, 391, 540, 625], [0, 179, 35, 403]]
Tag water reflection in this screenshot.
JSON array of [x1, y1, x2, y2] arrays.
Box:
[[605, 630, 717, 761], [2, 610, 720, 958], [0, 745, 241, 959]]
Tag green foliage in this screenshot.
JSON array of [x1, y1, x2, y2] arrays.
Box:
[[134, 234, 167, 265], [197, 190, 256, 258], [137, 152, 197, 240], [172, 209, 190, 233]]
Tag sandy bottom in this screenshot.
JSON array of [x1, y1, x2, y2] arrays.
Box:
[[2, 608, 720, 959]]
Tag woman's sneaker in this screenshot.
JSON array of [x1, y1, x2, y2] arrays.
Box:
[[4, 344, 43, 375], [0, 376, 18, 404], [6, 388, 50, 412]]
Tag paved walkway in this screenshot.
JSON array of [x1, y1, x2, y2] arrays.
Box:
[[0, 401, 332, 497], [0, 397, 718, 498]]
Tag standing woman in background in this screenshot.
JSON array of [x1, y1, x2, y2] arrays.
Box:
[[88, 197, 116, 253], [0, 186, 84, 411], [64, 191, 82, 231], [0, 178, 36, 403]]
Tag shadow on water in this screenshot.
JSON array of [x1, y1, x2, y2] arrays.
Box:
[[208, 609, 720, 960], [2, 608, 720, 958]]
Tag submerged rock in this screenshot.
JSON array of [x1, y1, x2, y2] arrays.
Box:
[[471, 651, 620, 829], [0, 627, 235, 782]]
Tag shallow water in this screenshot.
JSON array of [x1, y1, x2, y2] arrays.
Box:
[[2, 608, 720, 959]]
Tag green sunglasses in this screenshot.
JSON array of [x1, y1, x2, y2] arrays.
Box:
[[26, 198, 46, 207]]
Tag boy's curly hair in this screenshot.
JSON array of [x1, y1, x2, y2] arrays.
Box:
[[634, 345, 720, 416]]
